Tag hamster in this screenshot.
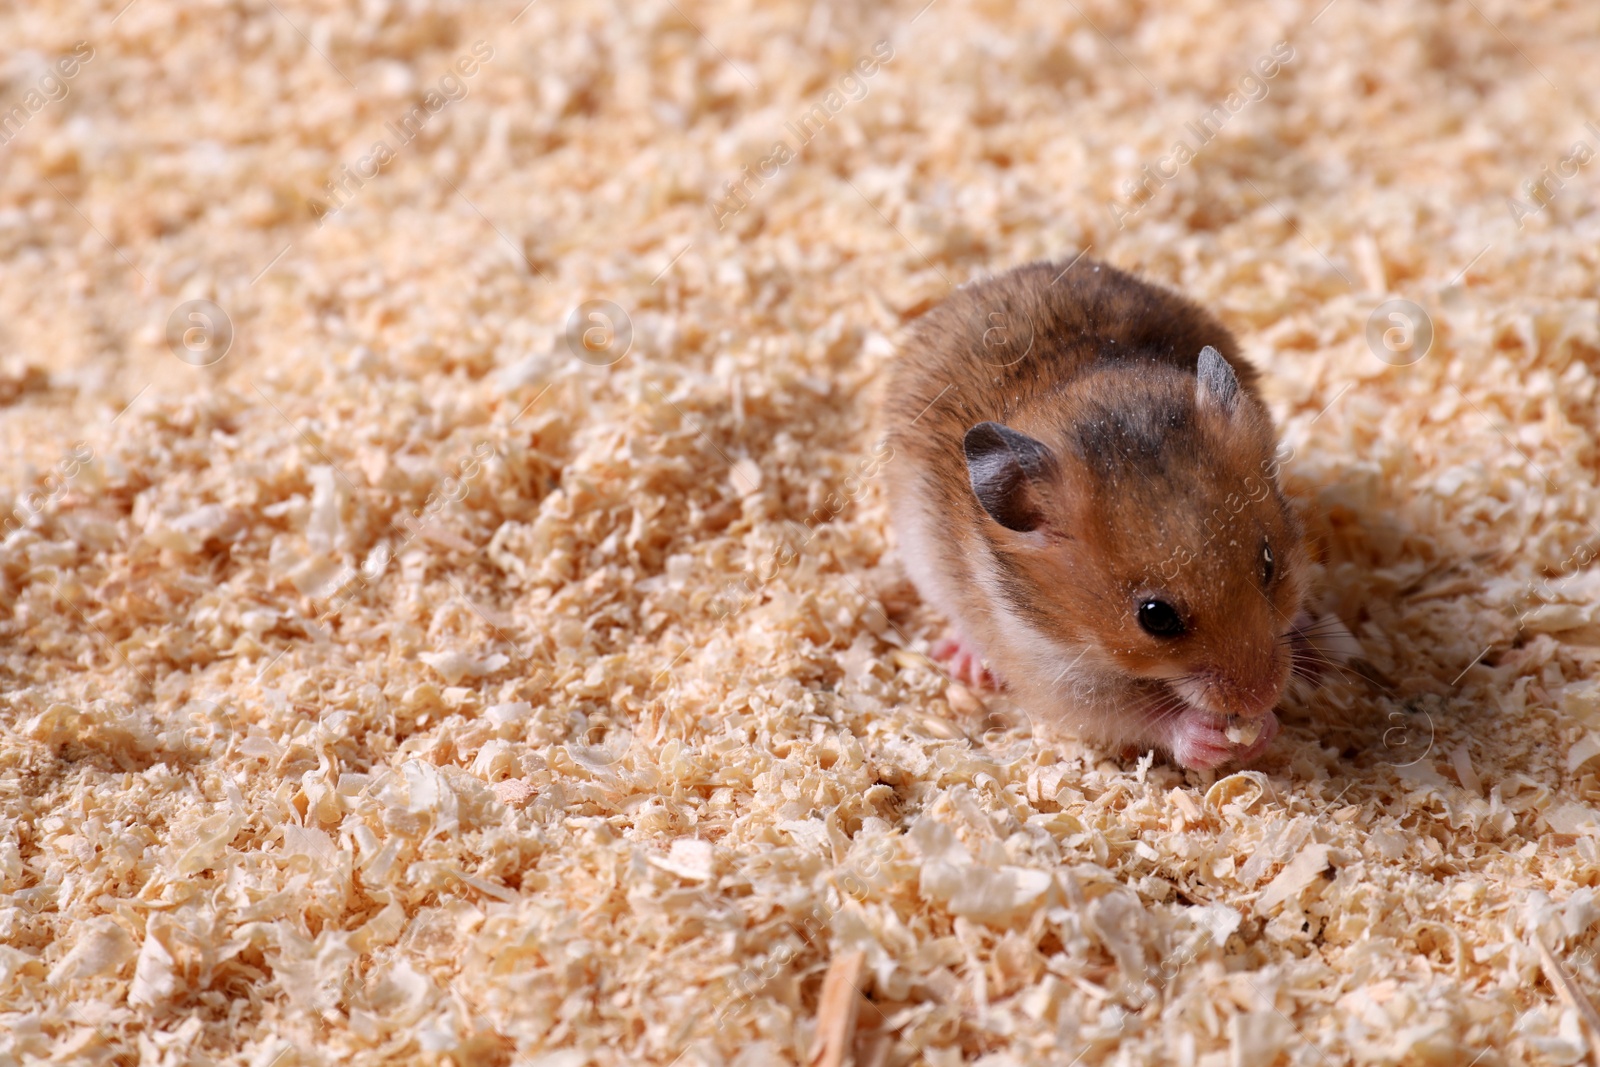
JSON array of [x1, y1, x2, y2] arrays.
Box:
[[882, 257, 1354, 769]]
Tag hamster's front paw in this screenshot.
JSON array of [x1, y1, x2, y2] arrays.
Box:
[[931, 628, 998, 689], [1166, 708, 1279, 769]]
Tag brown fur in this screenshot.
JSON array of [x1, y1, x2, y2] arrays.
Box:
[[883, 257, 1311, 762]]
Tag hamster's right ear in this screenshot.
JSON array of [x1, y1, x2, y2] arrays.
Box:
[[963, 421, 1058, 533], [1196, 345, 1241, 416]]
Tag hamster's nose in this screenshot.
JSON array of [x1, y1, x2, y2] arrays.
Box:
[[1172, 663, 1285, 720], [1213, 629, 1293, 712], [1219, 681, 1281, 719], [1218, 659, 1291, 718]]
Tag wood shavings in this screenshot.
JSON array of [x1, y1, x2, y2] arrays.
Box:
[[648, 838, 717, 882], [1224, 716, 1263, 747], [1535, 932, 1600, 1067], [1546, 804, 1600, 836], [1206, 771, 1271, 814], [1230, 1010, 1294, 1067], [944, 682, 984, 717], [1, 0, 1598, 1062], [127, 927, 178, 1009], [46, 919, 135, 985], [1571, 733, 1600, 776], [1452, 744, 1483, 796], [491, 778, 537, 807], [811, 950, 866, 1067], [1257, 844, 1333, 913], [912, 818, 1053, 924], [730, 457, 764, 497], [417, 650, 511, 686]]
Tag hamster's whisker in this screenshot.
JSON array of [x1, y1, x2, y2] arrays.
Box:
[[1281, 622, 1352, 642], [1137, 683, 1192, 729], [1283, 634, 1349, 664], [1283, 624, 1348, 652], [1286, 643, 1364, 687], [1288, 645, 1349, 674], [1284, 623, 1353, 642]]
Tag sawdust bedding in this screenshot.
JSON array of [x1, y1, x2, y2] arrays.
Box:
[[1, 0, 1599, 1064]]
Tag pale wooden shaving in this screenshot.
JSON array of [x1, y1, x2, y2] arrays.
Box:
[[1451, 743, 1483, 796], [810, 949, 866, 1067], [648, 838, 717, 882], [1256, 843, 1332, 913], [1169, 787, 1203, 824], [1571, 733, 1600, 776], [0, 0, 1596, 1062], [1224, 717, 1263, 746], [491, 778, 537, 808], [1535, 931, 1600, 1067], [944, 682, 984, 718]]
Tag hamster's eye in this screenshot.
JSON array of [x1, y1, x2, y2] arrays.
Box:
[[1262, 540, 1275, 585], [1137, 599, 1185, 638]]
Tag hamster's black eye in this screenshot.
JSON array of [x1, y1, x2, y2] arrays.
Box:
[[1262, 540, 1275, 585], [1137, 599, 1185, 638]]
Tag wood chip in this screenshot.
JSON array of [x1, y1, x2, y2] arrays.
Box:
[[1451, 744, 1482, 796], [945, 683, 984, 717], [5, 2, 1599, 1061], [810, 950, 866, 1067], [492, 778, 537, 808], [1535, 931, 1600, 1067], [1224, 716, 1263, 746], [1170, 788, 1203, 823], [1257, 844, 1332, 913]]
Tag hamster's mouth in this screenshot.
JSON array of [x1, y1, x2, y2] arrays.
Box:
[[1147, 680, 1281, 769], [1161, 700, 1281, 769], [1160, 673, 1283, 727]]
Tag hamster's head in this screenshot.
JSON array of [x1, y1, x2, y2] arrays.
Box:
[[962, 347, 1311, 747]]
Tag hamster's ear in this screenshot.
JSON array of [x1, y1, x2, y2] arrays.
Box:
[[963, 421, 1057, 533], [1196, 345, 1240, 416]]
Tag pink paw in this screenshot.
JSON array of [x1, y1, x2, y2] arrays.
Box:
[[931, 630, 997, 689], [1165, 709, 1279, 770]]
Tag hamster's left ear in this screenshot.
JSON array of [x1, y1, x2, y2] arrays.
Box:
[[1196, 345, 1240, 416], [964, 421, 1058, 533]]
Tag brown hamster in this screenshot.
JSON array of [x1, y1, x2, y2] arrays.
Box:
[[882, 257, 1353, 769]]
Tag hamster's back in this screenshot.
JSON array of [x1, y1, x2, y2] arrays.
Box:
[[882, 258, 1259, 460]]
